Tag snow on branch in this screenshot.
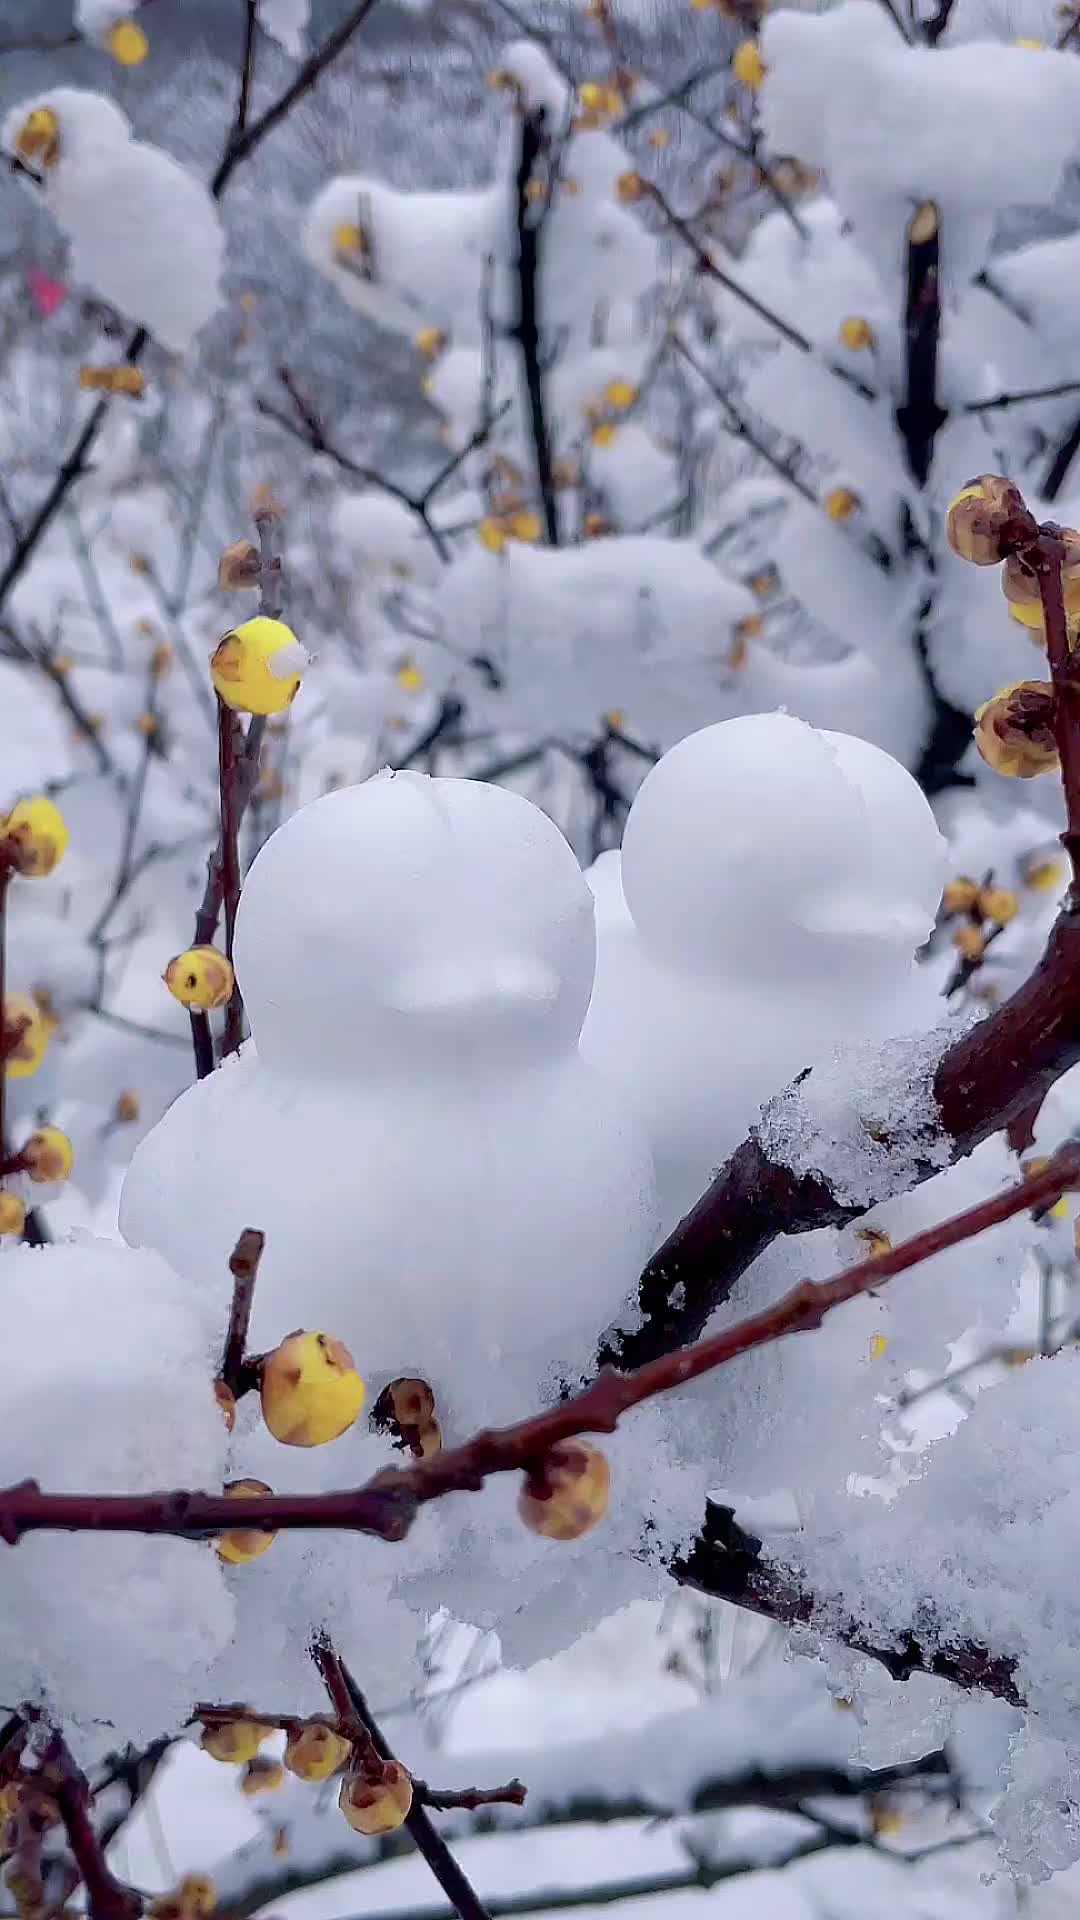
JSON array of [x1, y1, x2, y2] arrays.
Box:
[[1, 1147, 1077, 1548]]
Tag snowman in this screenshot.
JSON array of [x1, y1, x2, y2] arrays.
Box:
[[120, 771, 658, 1426], [580, 713, 947, 1233]]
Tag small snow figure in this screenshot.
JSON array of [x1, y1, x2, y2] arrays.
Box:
[[121, 772, 657, 1424], [3, 88, 224, 355], [580, 713, 946, 1231]]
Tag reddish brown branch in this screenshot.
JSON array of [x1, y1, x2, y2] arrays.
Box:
[[672, 1505, 1023, 1707], [1031, 526, 1080, 888], [219, 1228, 265, 1396], [416, 1780, 528, 1813], [611, 900, 1080, 1367], [2, 1150, 1076, 1549], [43, 1735, 141, 1920]]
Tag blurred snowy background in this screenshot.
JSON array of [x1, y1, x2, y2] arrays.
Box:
[[7, 1, 1080, 1917]]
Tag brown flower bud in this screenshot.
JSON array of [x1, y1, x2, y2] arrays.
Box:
[[388, 1376, 435, 1428], [946, 476, 1035, 566], [518, 1439, 611, 1541], [974, 680, 1060, 779], [218, 540, 262, 592]]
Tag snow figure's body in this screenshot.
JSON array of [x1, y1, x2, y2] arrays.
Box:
[[580, 714, 947, 1233], [121, 772, 657, 1425]]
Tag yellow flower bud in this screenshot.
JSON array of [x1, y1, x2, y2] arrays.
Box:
[[217, 540, 261, 592], [732, 40, 766, 88], [284, 1723, 352, 1782], [478, 518, 508, 553], [942, 877, 980, 916], [201, 1722, 273, 1766], [115, 1089, 140, 1123], [334, 223, 367, 258], [163, 946, 234, 1011], [947, 475, 1034, 566], [975, 680, 1060, 779], [260, 1331, 366, 1447], [616, 170, 645, 203], [1023, 858, 1063, 893], [215, 1479, 277, 1565], [396, 663, 425, 693], [518, 1440, 611, 1541], [869, 1333, 889, 1360], [825, 487, 860, 522], [2, 795, 70, 877], [415, 326, 447, 358], [840, 317, 875, 351], [241, 1758, 285, 1797], [508, 510, 543, 542], [14, 108, 60, 171], [338, 1762, 413, 1835], [22, 1127, 73, 1184], [0, 1193, 26, 1238], [591, 422, 618, 448], [979, 886, 1019, 925], [210, 617, 306, 716], [176, 1877, 216, 1917], [605, 380, 639, 410], [3, 994, 49, 1079], [108, 20, 149, 64], [953, 923, 987, 962]]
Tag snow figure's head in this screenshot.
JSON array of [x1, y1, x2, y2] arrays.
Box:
[[620, 714, 946, 987], [234, 770, 596, 1075]]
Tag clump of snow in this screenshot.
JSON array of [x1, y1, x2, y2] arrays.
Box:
[[790, 1349, 1080, 1875], [75, 0, 131, 32], [0, 1238, 233, 1744], [258, 0, 309, 56], [760, 4, 1080, 297], [756, 1024, 954, 1207], [3, 89, 224, 353]]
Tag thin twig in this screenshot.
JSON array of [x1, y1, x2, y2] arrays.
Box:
[[219, 1228, 265, 1396], [216, 696, 245, 1059], [340, 1664, 495, 1920], [638, 182, 876, 402], [211, 0, 382, 196], [511, 109, 559, 545], [43, 1733, 141, 1920]]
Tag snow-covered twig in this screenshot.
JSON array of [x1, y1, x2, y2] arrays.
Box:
[[210, 0, 383, 197], [638, 181, 876, 402], [673, 1503, 1023, 1705]]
